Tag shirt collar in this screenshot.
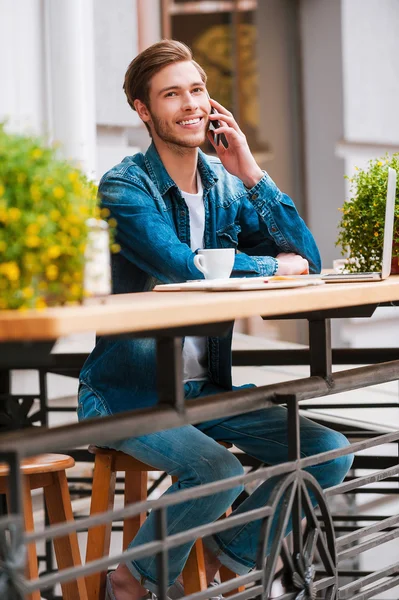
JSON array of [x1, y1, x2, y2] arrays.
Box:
[[144, 142, 218, 196]]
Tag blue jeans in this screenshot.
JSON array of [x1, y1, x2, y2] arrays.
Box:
[[78, 381, 353, 593]]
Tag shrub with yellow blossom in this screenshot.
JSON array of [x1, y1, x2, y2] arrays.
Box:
[[336, 153, 399, 273], [0, 124, 108, 309]]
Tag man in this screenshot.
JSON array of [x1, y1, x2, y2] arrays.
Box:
[[79, 40, 352, 600]]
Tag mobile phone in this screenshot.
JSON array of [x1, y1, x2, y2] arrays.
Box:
[[207, 93, 228, 148], [209, 106, 221, 146]]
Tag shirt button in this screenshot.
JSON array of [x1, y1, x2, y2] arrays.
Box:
[[271, 227, 277, 232], [180, 210, 185, 217], [252, 193, 258, 200]]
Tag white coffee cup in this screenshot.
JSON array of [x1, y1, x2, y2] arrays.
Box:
[[193, 248, 235, 280]]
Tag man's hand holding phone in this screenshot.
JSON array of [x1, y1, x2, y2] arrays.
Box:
[[207, 96, 263, 189]]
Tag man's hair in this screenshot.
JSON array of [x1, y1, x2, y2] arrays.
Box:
[[123, 39, 207, 112]]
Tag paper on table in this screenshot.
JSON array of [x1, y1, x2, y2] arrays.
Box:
[[154, 276, 325, 292]]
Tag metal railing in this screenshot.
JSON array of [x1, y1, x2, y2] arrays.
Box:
[[1, 315, 399, 599]]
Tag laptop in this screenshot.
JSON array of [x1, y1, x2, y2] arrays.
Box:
[[321, 166, 397, 282]]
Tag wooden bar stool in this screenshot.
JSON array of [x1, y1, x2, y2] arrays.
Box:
[[0, 453, 87, 600], [86, 444, 243, 600]]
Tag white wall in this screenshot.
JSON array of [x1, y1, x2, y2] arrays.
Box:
[[0, 0, 47, 135], [299, 0, 346, 269], [94, 0, 140, 128], [342, 0, 399, 146]]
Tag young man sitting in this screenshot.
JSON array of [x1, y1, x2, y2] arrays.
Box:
[[78, 39, 353, 600]]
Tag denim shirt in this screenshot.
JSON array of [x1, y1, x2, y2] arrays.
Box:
[[80, 143, 321, 414]]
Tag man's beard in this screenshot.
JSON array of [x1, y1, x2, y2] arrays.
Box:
[[149, 110, 208, 152]]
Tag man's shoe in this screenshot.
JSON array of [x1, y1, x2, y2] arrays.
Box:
[[165, 580, 224, 600], [105, 571, 117, 600]]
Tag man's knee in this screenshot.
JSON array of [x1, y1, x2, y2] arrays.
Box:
[[193, 447, 245, 506], [312, 429, 353, 488]]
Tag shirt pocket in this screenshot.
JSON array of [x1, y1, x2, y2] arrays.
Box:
[[216, 223, 241, 249]]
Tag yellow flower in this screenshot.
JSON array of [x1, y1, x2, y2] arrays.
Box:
[[31, 148, 43, 160], [78, 205, 89, 216], [67, 213, 80, 225], [8, 207, 21, 222], [35, 298, 47, 310], [30, 184, 41, 202], [69, 283, 81, 297], [61, 273, 72, 284], [38, 281, 48, 291], [53, 186, 65, 199], [37, 214, 48, 226], [45, 177, 54, 186], [68, 171, 79, 183], [111, 243, 121, 253], [0, 262, 20, 281], [25, 235, 41, 248], [22, 287, 34, 299], [378, 161, 383, 166], [47, 245, 61, 259], [0, 184, 5, 197], [108, 218, 117, 228], [72, 182, 83, 196], [0, 209, 8, 223], [46, 264, 59, 281], [26, 223, 39, 235], [23, 252, 36, 266], [46, 265, 58, 281], [69, 226, 81, 238], [374, 231, 379, 237], [100, 207, 111, 218], [50, 209, 61, 221]]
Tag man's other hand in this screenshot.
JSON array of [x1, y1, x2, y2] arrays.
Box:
[[275, 253, 309, 275]]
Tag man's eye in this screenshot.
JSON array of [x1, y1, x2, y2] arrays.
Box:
[[165, 91, 177, 97], [192, 88, 203, 93]]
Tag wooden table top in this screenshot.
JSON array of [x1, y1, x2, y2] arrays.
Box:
[[1, 276, 399, 342]]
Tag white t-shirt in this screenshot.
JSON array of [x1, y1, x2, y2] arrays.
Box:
[[180, 172, 208, 382]]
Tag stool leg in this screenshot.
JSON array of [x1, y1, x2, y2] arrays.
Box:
[[182, 539, 208, 594], [44, 470, 88, 600], [86, 453, 116, 600], [171, 475, 208, 594], [7, 479, 41, 600], [123, 471, 148, 551], [218, 508, 245, 596]]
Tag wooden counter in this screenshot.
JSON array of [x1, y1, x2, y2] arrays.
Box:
[[1, 276, 399, 342]]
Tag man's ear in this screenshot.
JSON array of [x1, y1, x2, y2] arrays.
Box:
[[134, 99, 151, 124]]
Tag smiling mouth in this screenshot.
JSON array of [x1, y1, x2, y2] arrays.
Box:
[[176, 117, 203, 127]]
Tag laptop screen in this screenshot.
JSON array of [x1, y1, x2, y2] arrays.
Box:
[[381, 167, 397, 279]]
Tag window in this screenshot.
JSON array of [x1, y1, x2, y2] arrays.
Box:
[[161, 0, 271, 159]]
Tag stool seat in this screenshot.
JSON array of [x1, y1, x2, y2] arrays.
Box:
[[0, 453, 86, 600], [0, 453, 75, 477]]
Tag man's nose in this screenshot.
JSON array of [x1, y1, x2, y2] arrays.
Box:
[[181, 92, 198, 111]]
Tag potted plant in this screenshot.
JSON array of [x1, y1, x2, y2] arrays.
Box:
[[336, 153, 399, 273], [0, 124, 115, 310]]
